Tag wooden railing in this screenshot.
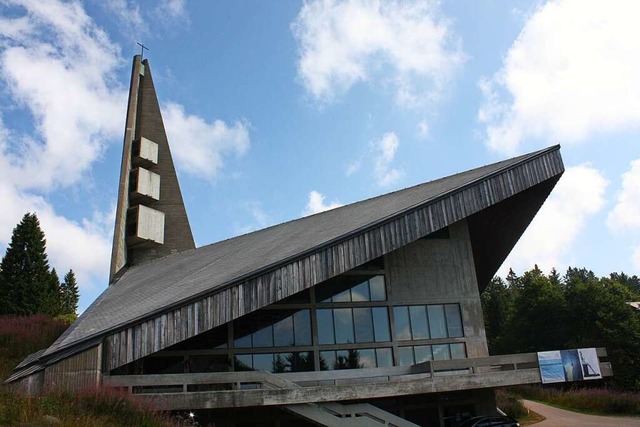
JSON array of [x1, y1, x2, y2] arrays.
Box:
[[103, 348, 612, 410]]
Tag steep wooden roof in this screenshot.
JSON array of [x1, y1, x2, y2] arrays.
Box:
[[15, 145, 562, 375]]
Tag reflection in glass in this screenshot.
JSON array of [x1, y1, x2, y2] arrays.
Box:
[[428, 305, 447, 339], [398, 347, 414, 366], [317, 309, 335, 345], [189, 355, 229, 373], [353, 307, 373, 342], [333, 289, 351, 302], [285, 352, 314, 372], [234, 334, 252, 348], [335, 349, 362, 369], [253, 325, 273, 347], [409, 305, 430, 340], [253, 353, 273, 371], [445, 304, 464, 338], [450, 343, 466, 359], [372, 307, 390, 342], [432, 344, 451, 360], [273, 353, 289, 373], [351, 280, 370, 301], [394, 306, 412, 341], [294, 310, 312, 345], [369, 276, 386, 301], [273, 316, 294, 347], [376, 348, 393, 367], [320, 351, 335, 371], [234, 354, 252, 371], [414, 345, 433, 364], [334, 308, 354, 344], [358, 349, 376, 368], [144, 357, 183, 374]]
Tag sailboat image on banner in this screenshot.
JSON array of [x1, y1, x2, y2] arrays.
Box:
[[579, 348, 603, 379]]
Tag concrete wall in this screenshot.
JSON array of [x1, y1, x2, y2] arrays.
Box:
[[385, 219, 489, 358]]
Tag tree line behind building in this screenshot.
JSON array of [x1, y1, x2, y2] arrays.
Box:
[[482, 266, 640, 391]]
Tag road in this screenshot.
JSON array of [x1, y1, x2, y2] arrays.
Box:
[[522, 399, 640, 426]]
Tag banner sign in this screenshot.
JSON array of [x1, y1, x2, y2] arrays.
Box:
[[537, 348, 602, 384]]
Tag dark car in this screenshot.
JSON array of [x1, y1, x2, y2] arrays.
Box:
[[458, 415, 520, 427]]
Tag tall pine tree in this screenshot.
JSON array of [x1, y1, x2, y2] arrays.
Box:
[[44, 268, 63, 316], [0, 266, 9, 315], [0, 213, 52, 315], [61, 269, 79, 316]]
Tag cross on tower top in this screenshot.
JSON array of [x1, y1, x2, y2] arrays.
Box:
[[136, 42, 149, 59]]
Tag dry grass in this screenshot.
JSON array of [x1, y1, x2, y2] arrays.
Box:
[[511, 385, 640, 416], [0, 315, 190, 427], [0, 387, 188, 427]]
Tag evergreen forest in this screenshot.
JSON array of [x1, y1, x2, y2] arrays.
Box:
[[0, 213, 79, 318], [482, 266, 640, 391]]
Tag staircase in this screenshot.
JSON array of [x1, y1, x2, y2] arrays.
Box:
[[284, 401, 419, 426], [261, 371, 418, 426]]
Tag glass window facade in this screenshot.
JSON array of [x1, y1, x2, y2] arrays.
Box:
[[394, 304, 463, 342], [125, 274, 469, 376], [319, 307, 391, 345], [320, 348, 392, 370], [398, 343, 467, 366], [234, 352, 314, 373], [234, 309, 312, 348]]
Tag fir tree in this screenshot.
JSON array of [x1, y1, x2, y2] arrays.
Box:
[[0, 213, 51, 315], [0, 267, 9, 315], [61, 269, 80, 316], [43, 268, 63, 316]]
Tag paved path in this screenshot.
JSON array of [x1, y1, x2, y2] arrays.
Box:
[[522, 399, 640, 427]]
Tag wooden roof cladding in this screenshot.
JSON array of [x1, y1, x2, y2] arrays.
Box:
[[101, 146, 563, 372]]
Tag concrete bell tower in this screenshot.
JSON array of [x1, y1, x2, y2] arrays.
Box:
[[109, 55, 195, 283]]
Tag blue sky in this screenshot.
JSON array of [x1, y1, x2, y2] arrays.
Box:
[[1, 0, 639, 311]]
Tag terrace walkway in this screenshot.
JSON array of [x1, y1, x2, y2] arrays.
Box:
[[104, 350, 611, 415]]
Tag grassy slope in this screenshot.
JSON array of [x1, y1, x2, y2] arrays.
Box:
[[0, 315, 183, 427]]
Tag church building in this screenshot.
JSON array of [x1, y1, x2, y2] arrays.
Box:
[[7, 56, 611, 427]]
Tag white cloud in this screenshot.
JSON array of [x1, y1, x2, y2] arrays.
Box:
[[163, 102, 250, 181], [346, 159, 362, 176], [373, 132, 403, 186], [102, 0, 147, 37], [103, 0, 188, 37], [291, 0, 464, 106], [417, 120, 429, 139], [478, 0, 640, 154], [234, 201, 273, 235], [607, 159, 640, 269], [303, 191, 343, 216], [0, 0, 126, 190], [607, 159, 640, 231], [500, 164, 608, 275], [156, 0, 187, 17]]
